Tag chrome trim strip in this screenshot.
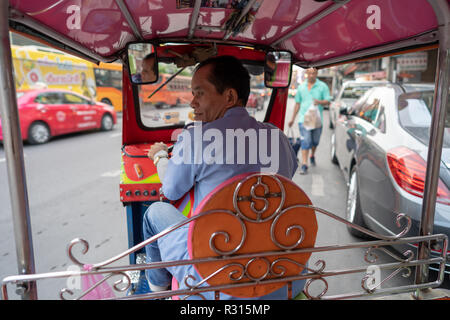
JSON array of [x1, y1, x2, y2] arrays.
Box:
[[115, 0, 143, 41], [188, 0, 202, 39]]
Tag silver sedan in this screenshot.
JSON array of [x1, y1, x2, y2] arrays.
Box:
[[331, 83, 450, 274]]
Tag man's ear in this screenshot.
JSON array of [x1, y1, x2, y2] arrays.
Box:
[[225, 88, 239, 106]]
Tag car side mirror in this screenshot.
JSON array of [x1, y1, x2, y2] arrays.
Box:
[[127, 43, 158, 85], [264, 51, 292, 88]]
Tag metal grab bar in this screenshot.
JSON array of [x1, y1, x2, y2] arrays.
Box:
[[0, 0, 36, 300], [416, 0, 450, 291], [2, 232, 447, 300]]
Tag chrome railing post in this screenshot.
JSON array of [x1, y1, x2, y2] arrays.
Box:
[[0, 1, 37, 299], [415, 0, 450, 295]]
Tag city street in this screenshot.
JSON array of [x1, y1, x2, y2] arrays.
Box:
[[0, 119, 128, 299], [0, 99, 446, 300]]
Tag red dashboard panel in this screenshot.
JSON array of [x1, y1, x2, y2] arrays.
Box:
[[120, 143, 169, 203]]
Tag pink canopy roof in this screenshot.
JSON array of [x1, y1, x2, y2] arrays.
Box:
[[8, 0, 445, 66]]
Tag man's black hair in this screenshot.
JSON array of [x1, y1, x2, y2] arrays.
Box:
[[195, 55, 250, 106], [144, 52, 155, 60]]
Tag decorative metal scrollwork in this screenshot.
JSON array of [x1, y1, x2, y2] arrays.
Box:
[[304, 278, 329, 300], [59, 271, 131, 300], [270, 206, 306, 250], [361, 247, 415, 293], [208, 210, 247, 256], [305, 205, 413, 241], [67, 238, 90, 267], [270, 258, 314, 277], [244, 258, 271, 281], [392, 213, 413, 239], [183, 256, 321, 296], [3, 173, 442, 302], [62, 238, 132, 300], [364, 246, 414, 264], [249, 177, 270, 217], [233, 174, 285, 222]]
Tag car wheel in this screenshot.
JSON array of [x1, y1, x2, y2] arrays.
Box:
[[101, 114, 114, 131], [101, 98, 112, 106], [330, 133, 338, 164], [346, 166, 371, 239], [28, 121, 50, 144]]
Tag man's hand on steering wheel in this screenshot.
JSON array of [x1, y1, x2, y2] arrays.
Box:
[[148, 142, 169, 161]]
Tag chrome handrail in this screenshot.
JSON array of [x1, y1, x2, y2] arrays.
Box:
[[2, 181, 449, 301]]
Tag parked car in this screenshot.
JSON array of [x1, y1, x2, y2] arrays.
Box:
[[329, 80, 389, 129], [0, 89, 117, 144], [330, 83, 449, 273]]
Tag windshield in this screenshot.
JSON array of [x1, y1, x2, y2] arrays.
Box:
[[397, 90, 450, 148], [138, 61, 271, 128], [16, 91, 25, 99], [94, 68, 122, 90], [341, 84, 377, 100]]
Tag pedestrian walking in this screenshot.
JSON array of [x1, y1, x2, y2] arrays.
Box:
[[288, 68, 331, 174]]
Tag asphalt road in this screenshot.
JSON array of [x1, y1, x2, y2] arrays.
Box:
[[0, 98, 447, 300], [0, 118, 128, 299]]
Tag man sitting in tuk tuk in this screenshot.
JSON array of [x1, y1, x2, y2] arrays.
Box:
[[131, 53, 157, 83], [142, 55, 302, 299]]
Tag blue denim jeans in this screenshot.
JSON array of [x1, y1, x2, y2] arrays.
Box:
[[299, 123, 322, 150], [142, 201, 187, 289]]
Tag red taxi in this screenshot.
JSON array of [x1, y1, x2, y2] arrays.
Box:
[[0, 89, 117, 144]]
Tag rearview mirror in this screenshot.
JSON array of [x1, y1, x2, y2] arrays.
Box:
[[264, 51, 292, 88], [127, 43, 158, 85]]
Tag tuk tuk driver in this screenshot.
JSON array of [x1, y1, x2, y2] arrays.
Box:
[[132, 53, 157, 83], [142, 55, 302, 299]]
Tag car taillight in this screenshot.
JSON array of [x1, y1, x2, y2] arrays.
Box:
[[387, 146, 450, 205]]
